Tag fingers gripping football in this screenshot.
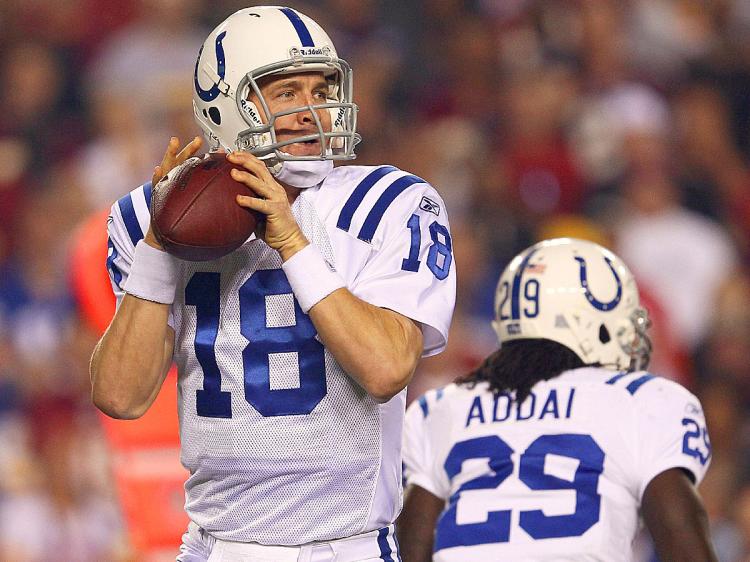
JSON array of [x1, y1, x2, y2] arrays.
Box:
[[152, 136, 203, 186], [227, 151, 309, 260], [146, 136, 204, 250]]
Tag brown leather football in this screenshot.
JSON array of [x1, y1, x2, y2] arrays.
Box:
[[150, 152, 261, 261]]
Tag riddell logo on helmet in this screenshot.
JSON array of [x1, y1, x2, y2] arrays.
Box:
[[334, 108, 345, 128], [292, 47, 330, 56], [240, 100, 263, 125], [506, 323, 521, 335]]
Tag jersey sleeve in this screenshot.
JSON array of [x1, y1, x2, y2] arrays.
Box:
[[106, 208, 134, 308], [633, 376, 711, 499], [106, 182, 174, 326], [346, 178, 456, 357], [403, 393, 446, 499]]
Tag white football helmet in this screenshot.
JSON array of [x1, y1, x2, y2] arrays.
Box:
[[192, 6, 359, 164], [492, 238, 651, 371]]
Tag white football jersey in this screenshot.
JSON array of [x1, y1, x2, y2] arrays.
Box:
[[403, 368, 711, 562], [106, 164, 456, 544]]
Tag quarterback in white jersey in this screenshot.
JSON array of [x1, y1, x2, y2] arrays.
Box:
[[398, 239, 716, 562], [92, 6, 455, 562]]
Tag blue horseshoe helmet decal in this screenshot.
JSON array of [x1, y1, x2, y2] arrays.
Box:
[[574, 256, 622, 311], [194, 31, 227, 102]]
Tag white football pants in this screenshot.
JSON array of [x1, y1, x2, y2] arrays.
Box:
[[177, 522, 401, 562]]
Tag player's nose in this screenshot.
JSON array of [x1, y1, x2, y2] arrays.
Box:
[[297, 92, 326, 123], [297, 107, 314, 124], [296, 102, 316, 124]]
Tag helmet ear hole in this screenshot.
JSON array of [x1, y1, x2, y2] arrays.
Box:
[[208, 106, 222, 125], [599, 324, 611, 344]]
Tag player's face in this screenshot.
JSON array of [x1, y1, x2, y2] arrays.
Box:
[[250, 72, 332, 156]]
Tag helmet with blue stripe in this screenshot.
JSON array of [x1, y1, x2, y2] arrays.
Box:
[[193, 6, 359, 164], [492, 238, 651, 371]]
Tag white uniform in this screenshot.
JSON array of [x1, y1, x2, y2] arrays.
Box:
[[403, 368, 711, 562], [106, 165, 456, 546]]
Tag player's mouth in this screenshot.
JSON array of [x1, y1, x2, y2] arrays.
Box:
[[282, 136, 323, 156], [277, 128, 326, 151]]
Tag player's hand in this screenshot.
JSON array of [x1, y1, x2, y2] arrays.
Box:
[[227, 151, 309, 261], [151, 136, 203, 186], [146, 136, 203, 251]]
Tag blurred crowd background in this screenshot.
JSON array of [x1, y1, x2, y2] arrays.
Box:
[[1, 0, 750, 560]]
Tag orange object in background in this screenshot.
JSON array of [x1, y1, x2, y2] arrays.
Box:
[[70, 208, 116, 335], [97, 375, 188, 560], [70, 209, 188, 560]]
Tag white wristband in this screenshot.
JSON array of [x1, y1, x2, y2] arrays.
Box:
[[282, 244, 345, 313], [123, 240, 179, 304]]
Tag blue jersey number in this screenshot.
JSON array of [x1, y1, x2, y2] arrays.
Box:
[[185, 269, 327, 418], [435, 433, 605, 551], [401, 214, 453, 280], [186, 273, 232, 418], [497, 279, 540, 321], [401, 214, 422, 272], [681, 417, 711, 465]]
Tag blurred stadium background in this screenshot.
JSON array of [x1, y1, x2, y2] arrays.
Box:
[[1, 0, 750, 559]]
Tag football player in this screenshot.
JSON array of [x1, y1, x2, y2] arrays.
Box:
[[90, 7, 456, 562], [398, 238, 716, 562]]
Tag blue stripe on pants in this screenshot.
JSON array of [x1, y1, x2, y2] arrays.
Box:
[[377, 527, 395, 562]]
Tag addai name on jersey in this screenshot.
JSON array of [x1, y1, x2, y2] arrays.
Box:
[[463, 385, 577, 426]]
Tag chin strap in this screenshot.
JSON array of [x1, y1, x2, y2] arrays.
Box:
[[271, 159, 334, 188]]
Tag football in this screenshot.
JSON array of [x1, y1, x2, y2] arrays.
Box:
[[150, 152, 261, 261]]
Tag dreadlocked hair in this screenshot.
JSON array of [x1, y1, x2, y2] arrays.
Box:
[[457, 339, 587, 404]]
